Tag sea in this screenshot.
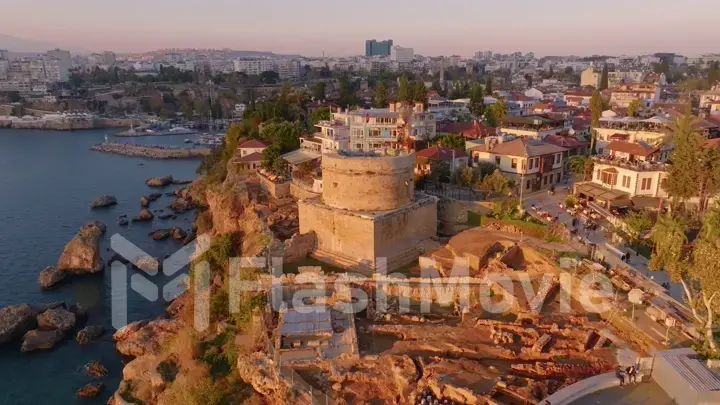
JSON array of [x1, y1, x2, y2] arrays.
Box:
[[0, 129, 203, 405]]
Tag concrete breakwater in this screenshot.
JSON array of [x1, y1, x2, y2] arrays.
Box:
[[90, 142, 211, 159]]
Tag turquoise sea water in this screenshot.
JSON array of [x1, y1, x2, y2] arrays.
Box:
[[0, 129, 201, 404]]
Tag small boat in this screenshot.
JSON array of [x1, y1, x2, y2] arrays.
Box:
[[184, 139, 192, 143]]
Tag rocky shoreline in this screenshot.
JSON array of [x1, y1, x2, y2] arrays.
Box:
[[90, 142, 211, 159]]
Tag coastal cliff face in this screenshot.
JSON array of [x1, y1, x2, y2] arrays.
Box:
[[108, 175, 271, 405]]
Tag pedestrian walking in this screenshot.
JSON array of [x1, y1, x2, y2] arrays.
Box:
[[616, 366, 626, 386], [626, 365, 637, 383]]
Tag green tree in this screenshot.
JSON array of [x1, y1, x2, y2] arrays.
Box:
[[480, 169, 511, 194], [663, 113, 707, 207], [412, 81, 428, 105], [568, 156, 594, 180], [338, 76, 358, 107], [311, 107, 331, 125], [434, 133, 465, 149], [398, 74, 409, 103], [468, 83, 486, 119], [709, 62, 720, 87], [484, 76, 493, 96], [599, 64, 609, 90], [625, 211, 655, 245], [627, 99, 643, 117], [490, 99, 508, 125], [455, 165, 478, 188], [312, 82, 326, 101], [374, 81, 388, 107], [589, 90, 604, 153]]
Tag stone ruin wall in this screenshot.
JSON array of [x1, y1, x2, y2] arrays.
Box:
[[321, 152, 416, 212], [298, 200, 376, 266]]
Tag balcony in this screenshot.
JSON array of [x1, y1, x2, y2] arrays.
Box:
[[592, 156, 668, 172]]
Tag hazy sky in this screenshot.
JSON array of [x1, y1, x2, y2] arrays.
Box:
[[2, 0, 719, 56]]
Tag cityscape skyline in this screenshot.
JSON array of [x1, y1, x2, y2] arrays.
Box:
[[1, 0, 719, 57]]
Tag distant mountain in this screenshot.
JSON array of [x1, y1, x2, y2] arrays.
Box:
[[228, 50, 302, 59], [0, 34, 89, 54]]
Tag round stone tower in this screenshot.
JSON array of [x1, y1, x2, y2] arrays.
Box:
[[321, 151, 415, 212]]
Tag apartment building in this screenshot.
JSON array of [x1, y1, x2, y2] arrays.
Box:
[[276, 60, 301, 80], [699, 85, 720, 109], [344, 103, 437, 151], [233, 59, 274, 75], [390, 46, 414, 63], [469, 136, 566, 191], [563, 90, 594, 106]]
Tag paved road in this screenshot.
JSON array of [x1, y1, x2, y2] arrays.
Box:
[[522, 187, 683, 302]]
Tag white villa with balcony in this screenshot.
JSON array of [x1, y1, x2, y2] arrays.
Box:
[[469, 136, 567, 191], [577, 139, 670, 207]]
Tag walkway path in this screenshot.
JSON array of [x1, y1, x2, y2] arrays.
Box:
[[570, 381, 674, 405], [522, 187, 683, 302]]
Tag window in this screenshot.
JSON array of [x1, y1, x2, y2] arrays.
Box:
[[556, 173, 561, 183], [641, 178, 652, 191], [554, 154, 561, 164], [526, 180, 531, 190], [495, 156, 501, 165], [600, 169, 618, 185], [522, 160, 527, 170], [511, 158, 518, 169], [622, 175, 631, 188]]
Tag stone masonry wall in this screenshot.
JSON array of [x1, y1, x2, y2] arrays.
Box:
[[321, 152, 415, 212], [298, 199, 376, 266]]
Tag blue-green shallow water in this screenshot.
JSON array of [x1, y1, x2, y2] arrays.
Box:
[[0, 129, 202, 405]]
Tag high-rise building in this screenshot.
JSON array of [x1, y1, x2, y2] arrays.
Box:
[[233, 59, 274, 75], [390, 46, 414, 63], [365, 39, 393, 57], [102, 51, 116, 66], [276, 60, 301, 80], [0, 49, 8, 60]]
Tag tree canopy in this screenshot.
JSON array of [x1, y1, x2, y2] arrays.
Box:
[[374, 81, 388, 107], [468, 83, 486, 118], [397, 74, 409, 102]]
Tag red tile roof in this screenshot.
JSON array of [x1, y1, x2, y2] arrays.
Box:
[[236, 151, 263, 162], [416, 146, 468, 161], [605, 141, 659, 157], [238, 139, 269, 149], [544, 134, 588, 149], [438, 120, 496, 139]]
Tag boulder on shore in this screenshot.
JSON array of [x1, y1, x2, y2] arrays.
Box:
[[77, 383, 104, 398], [84, 360, 109, 377], [21, 329, 65, 352], [76, 326, 104, 345], [132, 209, 154, 222], [38, 266, 66, 289], [56, 221, 106, 275], [37, 307, 76, 332], [149, 229, 170, 241], [170, 227, 187, 241], [145, 176, 174, 188], [0, 304, 37, 345], [140, 196, 150, 208], [168, 197, 195, 214], [157, 213, 173, 220], [118, 217, 129, 226], [90, 195, 117, 209]]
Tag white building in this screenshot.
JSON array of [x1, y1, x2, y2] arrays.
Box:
[[233, 59, 274, 76], [390, 46, 414, 63], [276, 60, 301, 80], [469, 136, 566, 191]]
